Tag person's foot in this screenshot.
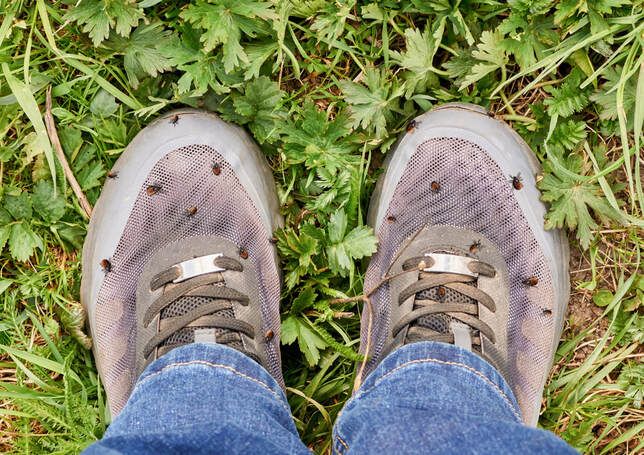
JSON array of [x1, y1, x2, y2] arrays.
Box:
[[81, 110, 283, 416], [361, 103, 569, 425]]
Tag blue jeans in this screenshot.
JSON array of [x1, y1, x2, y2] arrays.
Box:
[[85, 342, 575, 454]]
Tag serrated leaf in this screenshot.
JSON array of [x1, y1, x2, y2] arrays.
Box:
[[281, 103, 357, 170], [548, 119, 587, 151], [281, 315, 298, 345], [243, 41, 278, 80], [0, 207, 11, 225], [500, 13, 558, 71], [281, 315, 328, 366], [159, 31, 231, 96], [230, 76, 286, 143], [276, 226, 321, 290], [555, 0, 630, 26], [591, 66, 637, 127], [539, 152, 623, 249], [444, 50, 478, 88], [105, 23, 174, 87], [8, 222, 43, 262], [0, 225, 10, 252], [180, 0, 276, 73], [311, 0, 356, 42], [291, 287, 317, 314], [32, 181, 66, 224], [64, 0, 144, 46], [361, 3, 385, 21], [544, 69, 590, 117], [460, 30, 508, 89], [391, 26, 441, 96], [3, 191, 32, 220], [340, 68, 402, 140], [326, 211, 378, 277], [343, 226, 378, 260]]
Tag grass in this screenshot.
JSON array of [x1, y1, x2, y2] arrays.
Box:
[[0, 0, 642, 453]]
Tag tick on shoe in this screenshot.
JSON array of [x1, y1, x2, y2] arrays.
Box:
[[469, 240, 482, 254], [523, 276, 539, 286], [511, 174, 523, 190], [406, 119, 420, 133], [100, 259, 112, 273], [146, 185, 161, 196]]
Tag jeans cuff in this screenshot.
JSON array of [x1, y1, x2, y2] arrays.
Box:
[[134, 343, 286, 403], [357, 341, 522, 421]]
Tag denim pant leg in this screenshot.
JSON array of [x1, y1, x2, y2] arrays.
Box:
[[84, 343, 309, 455], [333, 342, 576, 454]]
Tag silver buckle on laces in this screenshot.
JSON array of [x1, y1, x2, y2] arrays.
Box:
[[423, 253, 478, 278], [172, 254, 226, 283]]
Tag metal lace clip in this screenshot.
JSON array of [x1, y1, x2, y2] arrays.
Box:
[[423, 253, 478, 278], [173, 254, 226, 283]]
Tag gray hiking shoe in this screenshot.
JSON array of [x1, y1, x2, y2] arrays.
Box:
[[81, 110, 283, 416], [361, 103, 569, 425]]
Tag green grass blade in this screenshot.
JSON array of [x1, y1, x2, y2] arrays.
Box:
[[1, 63, 56, 187]]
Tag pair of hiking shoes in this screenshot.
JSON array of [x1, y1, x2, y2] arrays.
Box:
[[81, 103, 569, 426]]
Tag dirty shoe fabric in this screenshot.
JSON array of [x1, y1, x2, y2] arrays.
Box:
[[83, 106, 575, 454], [81, 110, 283, 416], [360, 103, 570, 425]]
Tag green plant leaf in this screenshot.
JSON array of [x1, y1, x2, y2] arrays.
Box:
[[291, 287, 317, 314], [539, 152, 623, 249], [499, 2, 558, 71], [180, 0, 276, 73], [3, 190, 33, 221], [64, 0, 144, 46], [326, 210, 378, 277], [229, 76, 286, 143], [593, 289, 614, 307], [340, 68, 403, 140], [32, 181, 66, 224], [8, 222, 43, 262], [548, 119, 587, 151], [89, 89, 119, 117], [544, 69, 590, 117], [391, 26, 441, 96], [105, 23, 174, 87], [281, 315, 328, 366], [460, 30, 508, 89]]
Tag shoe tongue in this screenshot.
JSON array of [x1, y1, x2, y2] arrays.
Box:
[[159, 282, 243, 350], [413, 278, 479, 338]]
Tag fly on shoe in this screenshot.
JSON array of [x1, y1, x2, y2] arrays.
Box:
[[81, 110, 284, 416], [360, 103, 569, 426]]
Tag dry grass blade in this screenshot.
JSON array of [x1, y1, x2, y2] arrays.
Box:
[[43, 86, 93, 219]]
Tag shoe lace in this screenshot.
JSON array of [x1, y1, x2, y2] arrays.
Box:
[[141, 255, 259, 362], [390, 255, 498, 352]]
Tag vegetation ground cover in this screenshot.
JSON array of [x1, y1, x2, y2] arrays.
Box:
[[0, 0, 642, 453]]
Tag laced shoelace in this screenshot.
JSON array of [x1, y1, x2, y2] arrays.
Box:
[[387, 255, 498, 354], [142, 255, 260, 363]]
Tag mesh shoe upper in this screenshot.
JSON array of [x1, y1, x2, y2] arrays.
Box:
[[81, 111, 282, 416], [362, 104, 569, 425]]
